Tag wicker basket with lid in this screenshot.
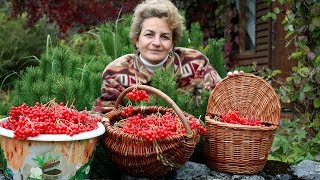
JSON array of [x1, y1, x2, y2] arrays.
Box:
[[204, 73, 281, 174]]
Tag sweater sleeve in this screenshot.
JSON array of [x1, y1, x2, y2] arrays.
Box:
[[174, 47, 222, 106], [175, 47, 222, 91], [91, 55, 134, 115]]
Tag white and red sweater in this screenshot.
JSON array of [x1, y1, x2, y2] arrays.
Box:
[[92, 47, 222, 114]]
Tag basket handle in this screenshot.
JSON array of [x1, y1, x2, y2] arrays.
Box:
[[114, 85, 193, 136]]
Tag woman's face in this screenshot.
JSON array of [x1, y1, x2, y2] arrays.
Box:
[[135, 17, 174, 65]]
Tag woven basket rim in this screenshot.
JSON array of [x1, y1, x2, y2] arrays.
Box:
[[103, 105, 199, 141], [205, 115, 278, 131], [114, 85, 194, 135]]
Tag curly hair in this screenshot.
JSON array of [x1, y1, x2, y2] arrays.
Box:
[[129, 0, 184, 45]]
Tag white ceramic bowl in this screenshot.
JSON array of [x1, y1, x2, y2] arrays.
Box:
[[0, 117, 105, 180]]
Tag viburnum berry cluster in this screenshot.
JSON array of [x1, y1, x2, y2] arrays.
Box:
[[220, 110, 262, 126], [0, 101, 101, 139], [116, 106, 206, 142], [126, 89, 149, 102]]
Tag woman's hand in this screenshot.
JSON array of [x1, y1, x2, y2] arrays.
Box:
[[227, 70, 244, 77]]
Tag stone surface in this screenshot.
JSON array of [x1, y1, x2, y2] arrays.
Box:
[[1, 158, 319, 179], [291, 160, 320, 180]]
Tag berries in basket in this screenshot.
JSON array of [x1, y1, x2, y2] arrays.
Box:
[[102, 85, 205, 177]]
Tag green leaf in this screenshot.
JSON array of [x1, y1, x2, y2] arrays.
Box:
[[315, 73, 320, 84], [307, 92, 316, 100], [293, 75, 301, 84], [312, 17, 320, 27], [271, 136, 281, 152], [272, 70, 281, 76], [280, 136, 290, 153], [301, 44, 310, 53], [271, 13, 277, 20], [298, 91, 305, 101], [282, 16, 288, 24], [316, 133, 320, 141], [298, 67, 310, 77], [261, 15, 268, 21], [288, 24, 294, 31], [303, 84, 312, 92], [281, 96, 290, 103], [290, 51, 303, 59], [314, 98, 320, 108], [315, 56, 320, 67], [286, 77, 293, 83], [309, 23, 316, 32], [279, 86, 287, 96], [274, 7, 280, 14]]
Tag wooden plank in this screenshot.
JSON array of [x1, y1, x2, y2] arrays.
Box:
[[256, 17, 269, 25], [256, 36, 269, 45], [257, 0, 267, 5], [256, 19, 269, 26], [238, 0, 247, 52], [257, 2, 269, 11], [256, 44, 269, 51], [237, 57, 269, 66], [256, 30, 269, 38], [257, 23, 270, 31], [257, 4, 268, 11], [237, 51, 269, 59], [256, 9, 270, 18]]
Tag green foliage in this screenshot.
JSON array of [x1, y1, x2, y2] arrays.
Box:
[[0, 94, 10, 118], [269, 113, 320, 163], [0, 11, 228, 118], [5, 36, 112, 115], [189, 22, 204, 49], [89, 14, 134, 60], [230, 65, 256, 73], [177, 23, 227, 78], [0, 12, 57, 90], [149, 68, 209, 120], [206, 39, 228, 78], [263, 0, 320, 164], [276, 0, 320, 113], [149, 68, 194, 115]]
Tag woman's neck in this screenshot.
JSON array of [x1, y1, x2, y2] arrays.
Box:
[[139, 54, 169, 72]]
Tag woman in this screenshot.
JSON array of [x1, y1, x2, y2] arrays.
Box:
[[92, 0, 239, 115]]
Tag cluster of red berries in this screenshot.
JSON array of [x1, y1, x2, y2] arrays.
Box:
[[0, 102, 101, 139], [117, 107, 206, 142], [121, 106, 134, 117], [126, 89, 149, 102], [220, 110, 261, 126]]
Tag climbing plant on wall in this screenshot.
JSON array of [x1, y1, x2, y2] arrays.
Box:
[[263, 0, 320, 163]]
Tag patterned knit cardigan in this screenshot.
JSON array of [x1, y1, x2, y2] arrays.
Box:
[[92, 47, 222, 114]]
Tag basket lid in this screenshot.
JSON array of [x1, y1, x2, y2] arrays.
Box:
[[206, 73, 281, 126]]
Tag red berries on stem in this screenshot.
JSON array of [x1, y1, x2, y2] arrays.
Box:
[[0, 101, 101, 139], [126, 88, 149, 103], [220, 110, 262, 126], [116, 88, 207, 142], [117, 110, 206, 142]]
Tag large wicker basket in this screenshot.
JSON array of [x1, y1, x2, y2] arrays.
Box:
[[102, 85, 200, 178], [204, 73, 281, 174]]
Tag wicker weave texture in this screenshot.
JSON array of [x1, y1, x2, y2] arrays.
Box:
[[204, 74, 281, 174], [102, 85, 200, 177], [204, 119, 277, 174], [206, 73, 280, 126]]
